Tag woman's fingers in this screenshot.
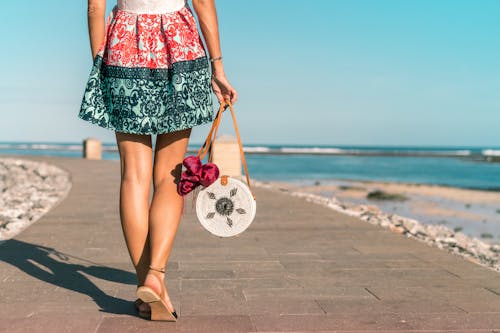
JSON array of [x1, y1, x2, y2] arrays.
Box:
[[211, 79, 225, 104], [223, 90, 232, 103], [211, 74, 238, 105], [230, 87, 238, 104]]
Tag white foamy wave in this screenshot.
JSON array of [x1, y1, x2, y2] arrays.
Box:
[[244, 146, 271, 153], [280, 147, 345, 154], [428, 150, 471, 156], [482, 149, 500, 156], [28, 144, 83, 151], [0, 143, 85, 151], [453, 150, 471, 156], [66, 145, 83, 151]]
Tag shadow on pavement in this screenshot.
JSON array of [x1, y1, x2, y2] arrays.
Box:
[[0, 238, 138, 316]]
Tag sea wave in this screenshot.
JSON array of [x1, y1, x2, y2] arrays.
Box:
[[30, 144, 82, 151], [243, 146, 271, 153], [278, 147, 472, 156], [483, 149, 500, 156], [0, 143, 81, 151], [280, 147, 345, 154]]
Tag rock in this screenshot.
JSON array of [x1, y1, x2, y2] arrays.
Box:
[[401, 218, 418, 231], [490, 244, 500, 253], [379, 219, 391, 228], [366, 189, 408, 201], [365, 205, 381, 214], [390, 224, 406, 234], [0, 158, 72, 240]]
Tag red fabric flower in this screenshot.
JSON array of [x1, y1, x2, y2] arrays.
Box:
[[183, 155, 203, 176], [177, 156, 219, 196], [177, 171, 199, 196], [199, 162, 219, 187]]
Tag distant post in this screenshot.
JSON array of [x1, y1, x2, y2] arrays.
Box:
[[83, 138, 102, 160], [212, 134, 242, 177]]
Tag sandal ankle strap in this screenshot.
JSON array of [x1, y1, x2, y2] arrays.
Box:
[[149, 265, 166, 273]]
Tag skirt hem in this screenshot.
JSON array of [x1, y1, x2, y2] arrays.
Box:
[[77, 111, 214, 135]]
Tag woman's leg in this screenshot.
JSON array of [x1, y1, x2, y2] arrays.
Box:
[[115, 132, 153, 291], [143, 127, 192, 312]]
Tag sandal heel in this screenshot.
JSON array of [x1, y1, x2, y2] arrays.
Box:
[[135, 265, 178, 321]]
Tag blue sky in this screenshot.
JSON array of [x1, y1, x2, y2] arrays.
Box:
[[0, 0, 499, 146]]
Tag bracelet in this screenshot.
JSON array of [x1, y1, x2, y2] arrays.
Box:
[[209, 56, 223, 63]]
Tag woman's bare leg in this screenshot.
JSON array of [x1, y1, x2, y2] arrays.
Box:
[[115, 131, 153, 295], [143, 127, 192, 313]]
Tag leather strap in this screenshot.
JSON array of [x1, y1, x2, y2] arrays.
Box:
[[196, 101, 256, 200]]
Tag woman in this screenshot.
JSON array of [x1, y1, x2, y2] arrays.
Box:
[[77, 0, 237, 321]]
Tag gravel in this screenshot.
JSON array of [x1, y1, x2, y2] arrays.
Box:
[[0, 157, 72, 241]]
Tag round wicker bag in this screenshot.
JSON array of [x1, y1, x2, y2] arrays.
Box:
[[194, 101, 257, 237], [196, 175, 256, 237]]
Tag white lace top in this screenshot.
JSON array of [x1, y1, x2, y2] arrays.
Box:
[[117, 0, 187, 14]]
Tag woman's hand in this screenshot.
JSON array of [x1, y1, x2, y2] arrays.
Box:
[[211, 71, 238, 105], [191, 0, 236, 105]]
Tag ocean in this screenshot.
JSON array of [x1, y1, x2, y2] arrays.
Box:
[[1, 142, 500, 191]]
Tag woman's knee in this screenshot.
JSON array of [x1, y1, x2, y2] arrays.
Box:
[[121, 168, 152, 188], [152, 162, 182, 190], [116, 132, 153, 186]]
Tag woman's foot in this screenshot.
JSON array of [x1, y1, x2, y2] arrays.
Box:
[[142, 266, 176, 315], [136, 266, 178, 321]]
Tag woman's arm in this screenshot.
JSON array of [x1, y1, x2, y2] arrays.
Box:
[[192, 0, 238, 104], [87, 0, 107, 60]]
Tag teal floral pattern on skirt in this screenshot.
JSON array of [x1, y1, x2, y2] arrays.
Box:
[[77, 3, 214, 135], [78, 55, 213, 135]]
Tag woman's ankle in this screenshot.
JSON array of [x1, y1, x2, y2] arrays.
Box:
[[136, 267, 149, 286]]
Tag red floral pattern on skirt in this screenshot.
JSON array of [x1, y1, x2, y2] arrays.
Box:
[[96, 4, 207, 69]]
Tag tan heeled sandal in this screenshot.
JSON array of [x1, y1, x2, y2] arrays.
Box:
[[134, 298, 151, 318], [136, 265, 178, 321]]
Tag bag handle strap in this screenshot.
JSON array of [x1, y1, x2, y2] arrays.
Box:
[[196, 101, 256, 201]]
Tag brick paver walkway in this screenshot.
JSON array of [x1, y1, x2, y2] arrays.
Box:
[[1, 155, 499, 332]]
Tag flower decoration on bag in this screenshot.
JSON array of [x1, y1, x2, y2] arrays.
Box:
[[204, 187, 247, 228], [177, 155, 219, 196]]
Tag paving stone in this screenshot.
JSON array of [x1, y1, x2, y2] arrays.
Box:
[[96, 316, 181, 333], [2, 312, 102, 333], [242, 286, 372, 301], [244, 297, 325, 315], [400, 313, 500, 330], [250, 313, 412, 331], [175, 314, 256, 332], [179, 269, 235, 279], [317, 297, 465, 314]]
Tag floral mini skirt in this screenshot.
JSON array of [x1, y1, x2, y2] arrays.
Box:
[[77, 1, 214, 135]]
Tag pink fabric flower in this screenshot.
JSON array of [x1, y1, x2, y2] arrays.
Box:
[[178, 178, 196, 196], [183, 155, 203, 176], [199, 162, 219, 187], [177, 156, 220, 196]]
